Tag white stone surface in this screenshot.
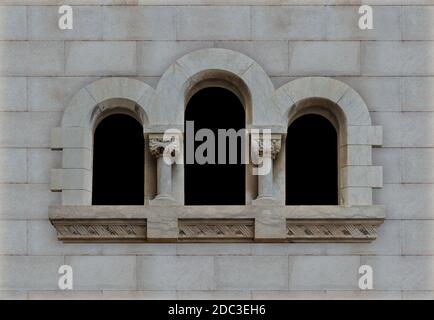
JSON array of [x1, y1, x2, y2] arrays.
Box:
[[65, 256, 136, 290], [401, 112, 434, 147], [0, 77, 27, 111], [0, 6, 27, 40], [374, 183, 434, 219], [0, 112, 62, 148], [402, 148, 434, 183], [0, 256, 63, 290], [372, 148, 401, 184], [29, 6, 102, 40], [0, 41, 64, 76], [176, 6, 251, 40], [65, 41, 136, 76], [215, 41, 289, 76], [0, 2, 432, 299], [0, 221, 27, 255], [289, 41, 360, 76], [403, 77, 434, 111], [402, 220, 434, 255], [28, 77, 98, 112], [326, 6, 401, 40], [0, 148, 27, 183], [215, 256, 288, 290], [252, 6, 326, 40], [0, 184, 60, 220], [337, 77, 401, 112], [289, 256, 360, 290], [137, 256, 214, 290], [362, 42, 434, 76], [103, 6, 176, 40], [403, 6, 434, 40], [137, 41, 213, 76]]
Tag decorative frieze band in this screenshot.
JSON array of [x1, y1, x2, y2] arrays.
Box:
[[286, 220, 382, 242], [178, 219, 254, 241], [50, 218, 383, 243], [51, 219, 147, 242]]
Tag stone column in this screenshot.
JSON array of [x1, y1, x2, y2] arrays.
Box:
[[252, 134, 281, 203], [149, 134, 180, 203]]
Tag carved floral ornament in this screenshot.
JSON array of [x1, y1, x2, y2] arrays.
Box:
[[49, 48, 385, 243]]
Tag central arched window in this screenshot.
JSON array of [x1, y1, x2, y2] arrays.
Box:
[[286, 114, 338, 205], [92, 114, 144, 205], [184, 87, 245, 205]]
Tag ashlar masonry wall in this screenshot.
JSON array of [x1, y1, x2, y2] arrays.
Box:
[[0, 1, 433, 299]]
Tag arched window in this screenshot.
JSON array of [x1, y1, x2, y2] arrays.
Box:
[[92, 114, 144, 205], [286, 114, 338, 205], [185, 87, 245, 205]]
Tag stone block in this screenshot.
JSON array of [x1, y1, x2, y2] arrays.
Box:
[[0, 256, 63, 290], [215, 41, 289, 76], [289, 41, 360, 76], [0, 112, 62, 148], [402, 148, 434, 183], [215, 256, 288, 290], [65, 256, 136, 290], [360, 256, 434, 290], [372, 148, 401, 184], [61, 190, 92, 205], [0, 6, 27, 40], [337, 77, 401, 112], [28, 148, 62, 184], [403, 6, 434, 40], [374, 183, 434, 219], [370, 112, 401, 147], [403, 77, 434, 111], [103, 6, 175, 40], [29, 6, 102, 40], [252, 243, 327, 256], [29, 77, 98, 112], [137, 256, 214, 290], [403, 220, 434, 255], [327, 6, 401, 40], [28, 220, 103, 255], [176, 6, 251, 40], [362, 41, 434, 76], [342, 166, 383, 188], [289, 256, 360, 290], [0, 77, 27, 111], [0, 184, 60, 220], [341, 187, 372, 206], [0, 221, 27, 255], [342, 145, 372, 166], [401, 112, 434, 147], [65, 41, 136, 76], [176, 243, 252, 256], [137, 41, 213, 76], [51, 127, 92, 150], [252, 6, 326, 40], [0, 148, 27, 183], [62, 148, 92, 169], [0, 41, 64, 76]]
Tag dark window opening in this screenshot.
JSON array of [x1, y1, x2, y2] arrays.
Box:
[[286, 114, 338, 205], [185, 87, 245, 205], [92, 114, 144, 205]]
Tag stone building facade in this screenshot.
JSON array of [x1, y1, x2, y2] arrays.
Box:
[[0, 0, 433, 299]]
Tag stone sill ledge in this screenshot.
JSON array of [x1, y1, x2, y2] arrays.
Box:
[[49, 205, 385, 243]]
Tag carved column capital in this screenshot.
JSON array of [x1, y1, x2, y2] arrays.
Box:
[[149, 135, 180, 158], [251, 134, 282, 160]]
